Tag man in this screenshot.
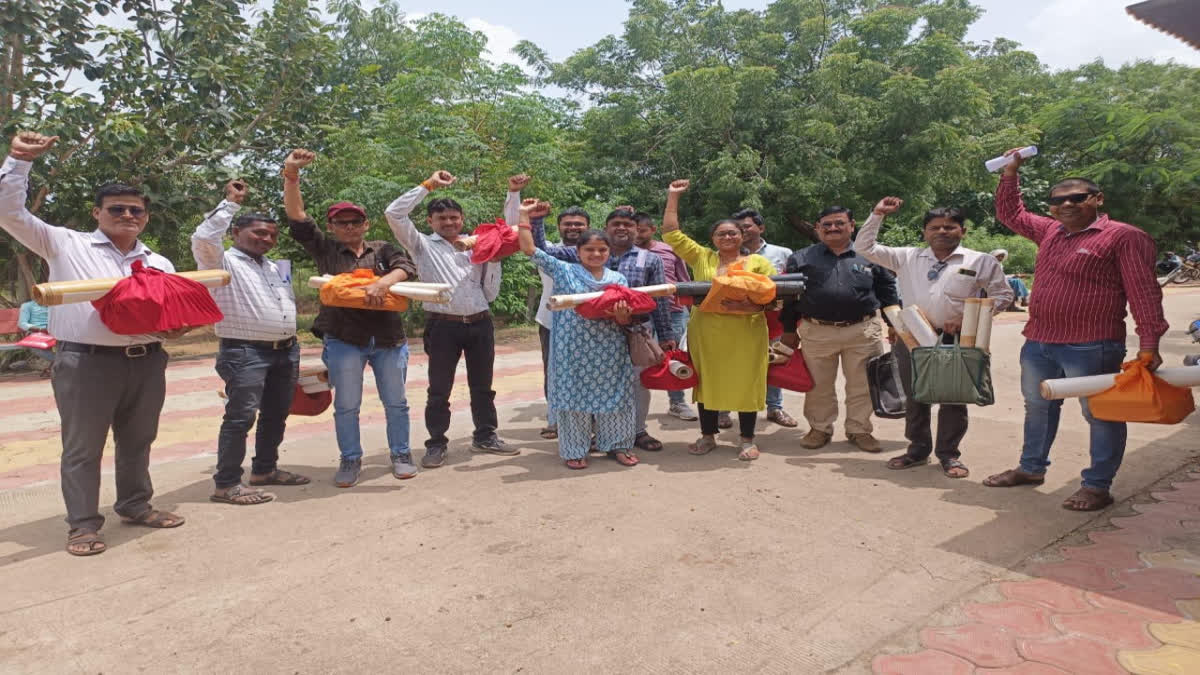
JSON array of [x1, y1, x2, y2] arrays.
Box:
[[733, 207, 799, 428], [634, 211, 698, 421], [534, 205, 589, 438], [0, 131, 185, 556], [780, 206, 899, 452], [282, 150, 420, 488], [989, 249, 1029, 311], [983, 148, 1168, 511], [385, 170, 520, 468], [854, 198, 1012, 478], [192, 179, 309, 504], [17, 296, 54, 372], [532, 206, 677, 453]]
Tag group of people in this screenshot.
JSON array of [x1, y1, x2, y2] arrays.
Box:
[[0, 131, 1168, 557]]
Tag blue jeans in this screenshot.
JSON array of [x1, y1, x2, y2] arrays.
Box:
[[1019, 340, 1127, 490], [1008, 277, 1029, 300], [323, 336, 411, 461], [214, 340, 299, 488]]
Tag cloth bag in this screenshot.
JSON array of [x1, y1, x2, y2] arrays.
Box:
[[575, 285, 656, 320], [319, 268, 408, 312], [767, 343, 814, 392], [93, 260, 223, 334], [697, 263, 776, 314], [1089, 355, 1195, 424], [640, 349, 699, 390], [15, 332, 56, 350], [468, 219, 521, 263], [290, 385, 332, 416], [626, 324, 665, 368], [910, 337, 994, 406], [867, 350, 907, 419]]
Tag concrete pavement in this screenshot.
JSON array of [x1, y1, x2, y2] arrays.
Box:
[[1, 291, 1199, 673]]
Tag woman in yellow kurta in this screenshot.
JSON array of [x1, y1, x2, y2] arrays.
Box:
[[661, 179, 776, 460]]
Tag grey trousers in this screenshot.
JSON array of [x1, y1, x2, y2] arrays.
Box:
[[51, 347, 168, 532]]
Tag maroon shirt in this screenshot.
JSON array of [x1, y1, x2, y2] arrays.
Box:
[[643, 239, 691, 312], [995, 175, 1167, 350]]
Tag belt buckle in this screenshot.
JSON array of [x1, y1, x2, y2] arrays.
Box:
[[463, 314, 473, 324], [124, 344, 148, 358]]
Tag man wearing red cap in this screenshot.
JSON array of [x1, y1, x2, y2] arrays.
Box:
[[283, 149, 418, 488]]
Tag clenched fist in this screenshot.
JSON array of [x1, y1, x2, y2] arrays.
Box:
[[668, 179, 690, 195], [226, 179, 249, 204], [284, 149, 315, 173], [872, 196, 903, 216], [508, 173, 531, 191], [9, 131, 59, 161], [427, 170, 456, 189]]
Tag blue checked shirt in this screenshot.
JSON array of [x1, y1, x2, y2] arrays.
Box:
[[532, 217, 675, 343]]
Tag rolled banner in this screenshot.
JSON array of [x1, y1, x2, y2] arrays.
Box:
[[307, 275, 452, 303], [674, 280, 807, 298], [976, 298, 995, 353], [961, 298, 981, 348], [899, 306, 939, 347], [667, 359, 694, 379], [882, 305, 919, 350], [549, 283, 677, 310], [1041, 366, 1200, 400], [34, 269, 231, 306]]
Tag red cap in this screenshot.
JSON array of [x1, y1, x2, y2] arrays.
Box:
[[326, 202, 367, 221]]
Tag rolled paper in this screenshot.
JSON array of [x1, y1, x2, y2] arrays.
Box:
[[307, 275, 452, 303], [976, 298, 995, 353], [34, 269, 231, 306], [961, 298, 981, 348], [667, 359, 694, 379], [1041, 366, 1200, 400], [883, 305, 919, 350], [674, 280, 807, 298], [900, 306, 939, 347], [549, 283, 677, 310], [985, 145, 1038, 173]]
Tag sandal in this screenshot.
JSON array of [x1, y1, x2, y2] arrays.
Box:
[[248, 469, 310, 486], [634, 433, 663, 452], [565, 458, 588, 470], [540, 426, 558, 440], [887, 454, 930, 470], [940, 458, 970, 479], [66, 529, 106, 557], [609, 450, 640, 466], [688, 436, 718, 455], [120, 509, 186, 528], [737, 442, 760, 461], [1062, 487, 1114, 512], [982, 468, 1045, 488], [210, 484, 274, 506]]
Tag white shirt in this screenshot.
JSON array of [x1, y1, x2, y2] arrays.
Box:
[[535, 269, 554, 328], [753, 239, 792, 275], [854, 212, 1013, 329], [385, 186, 519, 316], [191, 200, 296, 341], [0, 156, 176, 346]]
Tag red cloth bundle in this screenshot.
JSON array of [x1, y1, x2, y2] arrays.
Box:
[[15, 332, 56, 350], [575, 285, 656, 320], [640, 349, 699, 391], [290, 385, 332, 416], [765, 309, 783, 340], [92, 261, 223, 335], [469, 219, 521, 264], [767, 349, 814, 392]]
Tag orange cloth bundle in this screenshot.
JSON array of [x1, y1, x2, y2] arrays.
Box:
[[1089, 354, 1195, 424], [697, 263, 777, 314], [318, 268, 408, 312]]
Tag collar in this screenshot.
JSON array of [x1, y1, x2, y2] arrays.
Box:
[[227, 246, 270, 265], [817, 242, 857, 259], [751, 239, 772, 254], [90, 229, 148, 256], [610, 246, 638, 261], [916, 246, 967, 263], [1058, 214, 1110, 235], [338, 241, 374, 257]]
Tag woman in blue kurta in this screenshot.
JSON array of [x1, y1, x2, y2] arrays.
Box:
[[517, 199, 638, 469]]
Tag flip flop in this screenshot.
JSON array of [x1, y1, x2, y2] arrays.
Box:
[[249, 469, 311, 486], [565, 458, 588, 470], [210, 484, 274, 506], [886, 454, 930, 470], [609, 450, 639, 466], [1062, 487, 1114, 512], [66, 529, 106, 557], [634, 433, 663, 452], [119, 509, 186, 528], [983, 468, 1045, 488]]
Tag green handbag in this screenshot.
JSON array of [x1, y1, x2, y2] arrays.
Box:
[[910, 337, 995, 406]]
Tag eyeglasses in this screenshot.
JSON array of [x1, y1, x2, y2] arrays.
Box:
[[105, 205, 146, 217], [1046, 192, 1096, 206], [927, 261, 949, 281], [817, 222, 848, 230], [714, 231, 742, 238], [330, 219, 367, 228]]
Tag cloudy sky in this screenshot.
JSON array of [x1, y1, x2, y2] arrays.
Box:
[[394, 0, 1200, 70]]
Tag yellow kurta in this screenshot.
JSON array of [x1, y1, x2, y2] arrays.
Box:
[[663, 230, 776, 412]]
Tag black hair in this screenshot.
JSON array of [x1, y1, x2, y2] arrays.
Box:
[[1051, 177, 1101, 195], [556, 206, 591, 225], [95, 183, 147, 208], [922, 207, 966, 228], [634, 212, 655, 227], [233, 213, 278, 230], [427, 198, 464, 216], [817, 205, 853, 221], [708, 219, 743, 238], [731, 208, 763, 226], [605, 208, 636, 224], [575, 229, 611, 249]]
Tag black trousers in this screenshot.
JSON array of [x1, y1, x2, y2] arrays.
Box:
[[894, 338, 968, 461], [423, 316, 498, 448], [698, 403, 757, 439], [538, 324, 550, 400]]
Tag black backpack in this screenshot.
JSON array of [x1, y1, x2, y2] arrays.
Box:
[[868, 350, 907, 419]]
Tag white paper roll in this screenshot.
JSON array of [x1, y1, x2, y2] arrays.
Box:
[[307, 276, 452, 303], [976, 298, 995, 353], [668, 360, 694, 379], [985, 145, 1038, 173], [549, 283, 678, 310], [900, 306, 939, 347], [883, 305, 919, 349], [961, 298, 981, 347], [1040, 366, 1200, 400]]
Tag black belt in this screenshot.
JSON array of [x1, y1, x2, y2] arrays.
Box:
[[802, 313, 876, 328], [59, 341, 162, 358], [426, 311, 491, 324], [220, 336, 297, 350]]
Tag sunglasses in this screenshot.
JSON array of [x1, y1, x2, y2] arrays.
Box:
[[1046, 192, 1096, 206], [105, 205, 146, 217]]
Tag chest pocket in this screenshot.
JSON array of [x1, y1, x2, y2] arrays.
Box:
[[849, 263, 875, 291], [943, 267, 979, 299]]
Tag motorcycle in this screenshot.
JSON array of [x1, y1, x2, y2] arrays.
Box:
[[1185, 319, 1200, 367], [1160, 248, 1200, 286]]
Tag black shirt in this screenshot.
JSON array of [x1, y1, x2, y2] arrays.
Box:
[[781, 243, 900, 329], [289, 218, 418, 347]]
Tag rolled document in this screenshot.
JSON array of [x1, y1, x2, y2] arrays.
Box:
[[961, 298, 981, 348], [976, 299, 995, 353], [882, 305, 919, 349], [900, 306, 939, 347], [668, 359, 694, 379], [1041, 366, 1200, 400], [34, 269, 232, 306], [549, 283, 677, 310], [985, 146, 1038, 173], [307, 275, 452, 303]]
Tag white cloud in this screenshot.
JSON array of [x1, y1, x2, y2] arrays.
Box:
[[1020, 0, 1200, 69]]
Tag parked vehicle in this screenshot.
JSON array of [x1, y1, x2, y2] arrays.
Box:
[[1160, 248, 1200, 286]]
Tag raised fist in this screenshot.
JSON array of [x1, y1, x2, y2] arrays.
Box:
[[9, 131, 59, 161], [508, 173, 531, 191], [1002, 147, 1028, 175], [428, 170, 456, 189], [284, 149, 315, 173], [519, 197, 539, 215], [615, 204, 635, 213], [226, 179, 249, 204], [668, 179, 690, 194], [873, 196, 902, 216], [530, 200, 552, 219]]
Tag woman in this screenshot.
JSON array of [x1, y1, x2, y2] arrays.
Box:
[[660, 179, 776, 460], [990, 249, 1029, 310], [517, 198, 639, 470]]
